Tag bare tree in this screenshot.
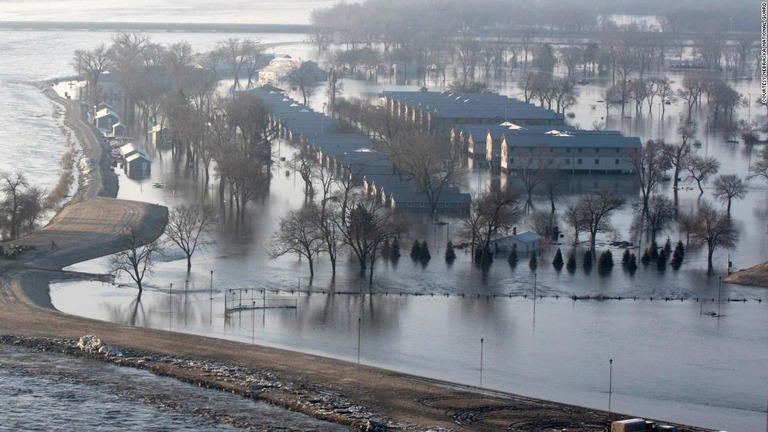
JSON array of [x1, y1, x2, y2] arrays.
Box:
[[288, 61, 321, 106], [712, 174, 746, 214], [748, 145, 768, 182], [0, 172, 29, 240], [572, 190, 626, 253], [662, 121, 694, 192], [165, 204, 216, 271], [641, 194, 676, 243], [338, 196, 404, 283], [686, 154, 720, 195], [71, 44, 110, 106], [269, 204, 326, 280], [629, 140, 670, 223], [460, 188, 522, 265], [691, 201, 737, 275], [564, 202, 586, 245], [108, 229, 164, 294]]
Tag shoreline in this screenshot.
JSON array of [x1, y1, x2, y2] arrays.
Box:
[[0, 84, 715, 431]]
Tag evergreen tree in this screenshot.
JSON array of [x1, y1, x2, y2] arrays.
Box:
[[656, 248, 667, 271], [390, 238, 401, 260], [381, 238, 391, 259], [628, 253, 638, 273], [621, 248, 631, 268], [671, 240, 684, 269], [529, 252, 538, 271], [507, 244, 518, 268], [641, 248, 651, 265], [552, 247, 564, 271], [420, 240, 431, 261], [566, 252, 577, 273], [664, 238, 672, 256], [649, 241, 659, 260], [583, 249, 593, 272], [410, 240, 422, 259], [445, 241, 456, 262], [598, 250, 614, 275]]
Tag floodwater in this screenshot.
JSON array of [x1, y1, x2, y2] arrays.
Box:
[[0, 344, 348, 431], [2, 2, 767, 431]]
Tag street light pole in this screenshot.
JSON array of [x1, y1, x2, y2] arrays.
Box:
[[480, 337, 484, 387], [718, 276, 722, 318], [608, 359, 613, 419], [357, 317, 362, 364], [209, 270, 214, 300]]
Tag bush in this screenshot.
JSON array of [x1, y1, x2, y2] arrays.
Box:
[[529, 252, 538, 271]]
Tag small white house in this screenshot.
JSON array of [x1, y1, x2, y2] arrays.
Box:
[[493, 230, 542, 253]]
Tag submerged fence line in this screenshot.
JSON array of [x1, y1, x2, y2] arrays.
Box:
[[215, 287, 763, 305]]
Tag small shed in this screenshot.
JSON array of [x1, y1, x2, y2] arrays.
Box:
[[493, 230, 542, 253], [111, 122, 126, 137], [125, 152, 151, 178], [95, 108, 119, 129], [150, 124, 172, 148]]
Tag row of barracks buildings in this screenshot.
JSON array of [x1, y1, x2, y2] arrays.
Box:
[[379, 90, 641, 175], [245, 87, 641, 214]]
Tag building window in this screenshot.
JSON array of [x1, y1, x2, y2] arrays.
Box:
[[509, 158, 514, 164], [595, 159, 600, 165], [616, 148, 620, 153], [596, 148, 600, 153], [615, 158, 620, 164], [565, 158, 571, 164], [566, 148, 571, 153], [578, 148, 582, 153], [577, 158, 582, 165]]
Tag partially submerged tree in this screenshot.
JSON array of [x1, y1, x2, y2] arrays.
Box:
[[691, 201, 737, 275], [748, 146, 768, 182], [460, 188, 522, 265], [686, 154, 720, 195], [108, 229, 164, 294], [165, 204, 216, 271], [629, 139, 670, 223], [571, 190, 626, 253], [269, 204, 326, 279], [712, 174, 746, 214]]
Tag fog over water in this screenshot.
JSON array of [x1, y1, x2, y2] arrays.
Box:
[[1, 1, 767, 431]]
